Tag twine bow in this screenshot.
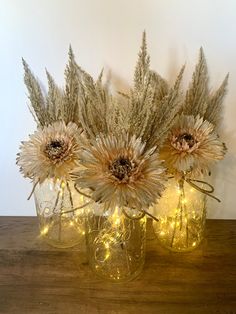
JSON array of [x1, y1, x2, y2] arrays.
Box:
[[170, 174, 221, 203], [185, 178, 221, 202]]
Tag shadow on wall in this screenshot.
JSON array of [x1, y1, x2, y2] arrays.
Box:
[[208, 129, 236, 219], [106, 67, 131, 95], [166, 45, 183, 86]]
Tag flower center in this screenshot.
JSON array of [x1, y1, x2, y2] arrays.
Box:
[[110, 157, 133, 181], [44, 139, 68, 161], [176, 133, 197, 149]]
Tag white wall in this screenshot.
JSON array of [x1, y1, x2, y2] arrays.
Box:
[[0, 0, 235, 218]]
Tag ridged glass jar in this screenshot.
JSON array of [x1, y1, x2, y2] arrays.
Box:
[[34, 178, 89, 248], [86, 205, 146, 282], [153, 177, 206, 252]]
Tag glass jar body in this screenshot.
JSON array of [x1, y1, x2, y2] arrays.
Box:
[[153, 178, 206, 252], [86, 206, 146, 282], [34, 178, 88, 248]]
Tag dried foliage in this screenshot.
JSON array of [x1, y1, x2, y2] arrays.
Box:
[[20, 34, 229, 187], [22, 46, 81, 127], [22, 58, 50, 126], [126, 33, 184, 150], [75, 32, 185, 152], [182, 48, 229, 128], [76, 68, 112, 138], [183, 47, 209, 117]]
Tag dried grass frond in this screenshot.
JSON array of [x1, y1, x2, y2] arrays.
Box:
[[22, 58, 50, 126], [77, 68, 110, 138], [134, 31, 150, 92], [145, 66, 185, 150], [22, 46, 84, 127], [125, 33, 185, 151], [45, 70, 64, 123], [62, 46, 80, 125], [204, 73, 229, 126], [182, 48, 228, 129], [183, 47, 209, 117], [150, 70, 169, 102]]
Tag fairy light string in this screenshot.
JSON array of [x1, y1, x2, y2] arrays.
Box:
[[36, 179, 88, 242], [169, 173, 221, 203], [160, 172, 220, 250]]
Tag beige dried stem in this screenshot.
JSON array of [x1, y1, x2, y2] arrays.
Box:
[[76, 63, 124, 139], [183, 47, 209, 117], [22, 58, 50, 126], [125, 31, 185, 151]]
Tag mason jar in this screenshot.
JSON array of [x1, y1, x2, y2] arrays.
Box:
[[153, 177, 206, 252], [34, 178, 89, 248], [86, 205, 146, 282]]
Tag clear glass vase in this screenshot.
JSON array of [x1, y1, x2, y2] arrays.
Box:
[[34, 178, 89, 248], [86, 205, 146, 282], [153, 178, 206, 252]]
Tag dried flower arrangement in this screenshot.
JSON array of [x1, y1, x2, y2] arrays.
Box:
[[152, 48, 228, 252], [72, 32, 186, 217], [160, 48, 228, 179], [68, 33, 190, 280], [16, 48, 95, 248], [16, 32, 229, 272], [17, 49, 84, 186], [16, 33, 229, 222]]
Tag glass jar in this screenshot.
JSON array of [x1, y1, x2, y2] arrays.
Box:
[[86, 205, 146, 282], [153, 178, 206, 252], [34, 178, 89, 248]]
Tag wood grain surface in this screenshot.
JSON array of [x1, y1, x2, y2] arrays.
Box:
[[0, 217, 236, 314]]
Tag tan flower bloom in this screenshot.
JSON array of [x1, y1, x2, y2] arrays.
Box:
[[17, 121, 81, 182], [160, 114, 226, 177], [72, 134, 166, 210]]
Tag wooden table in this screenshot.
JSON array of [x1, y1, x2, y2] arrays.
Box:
[[0, 217, 235, 314]]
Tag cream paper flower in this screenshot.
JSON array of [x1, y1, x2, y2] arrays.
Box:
[[17, 121, 81, 182], [72, 133, 166, 210], [160, 114, 226, 177]]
